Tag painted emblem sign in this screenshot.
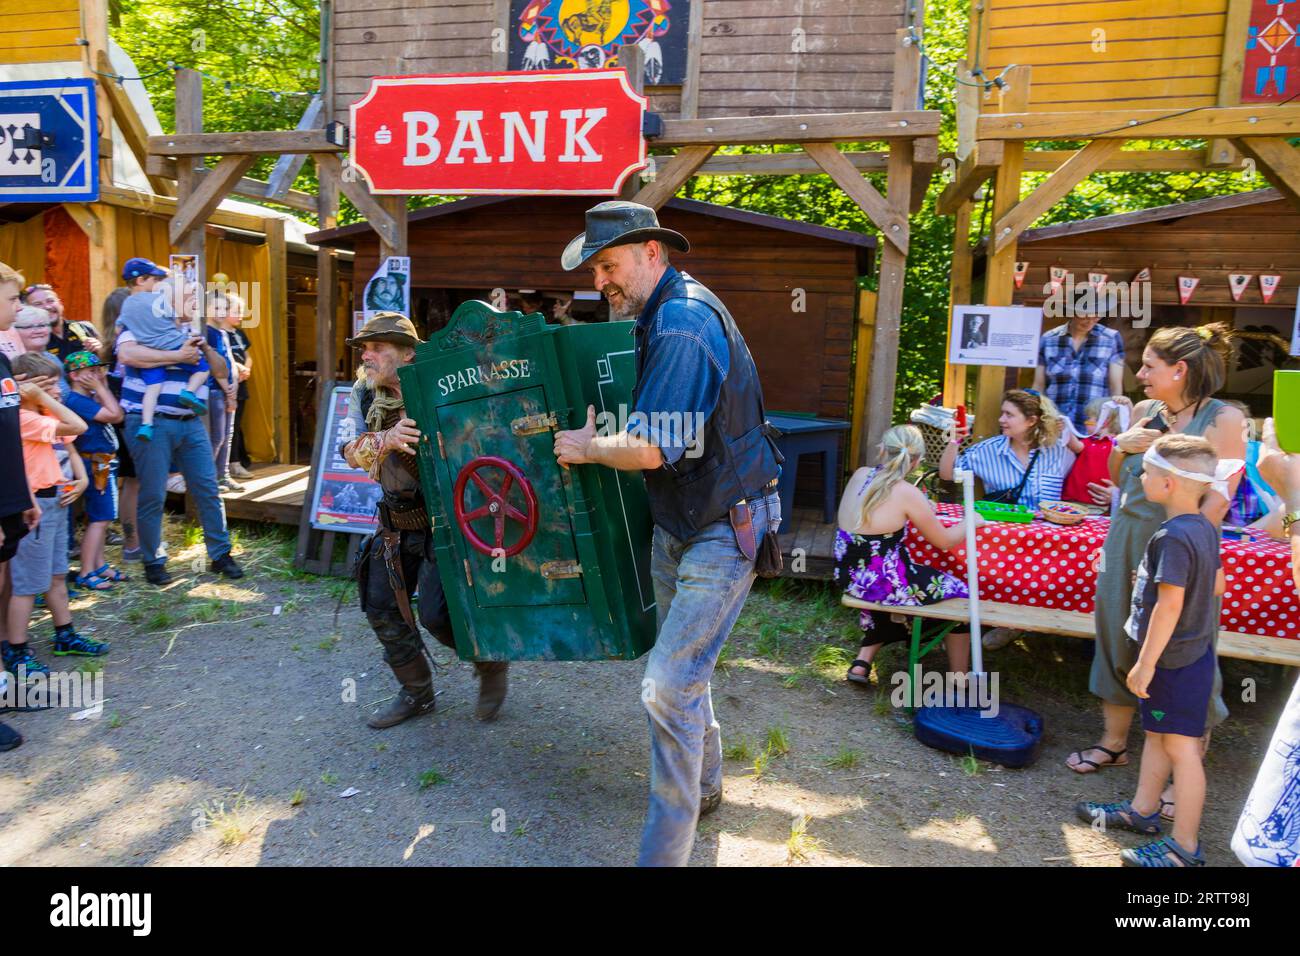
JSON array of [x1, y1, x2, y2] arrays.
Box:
[[350, 70, 647, 195], [0, 79, 98, 202], [1241, 1, 1300, 101], [510, 0, 689, 86]]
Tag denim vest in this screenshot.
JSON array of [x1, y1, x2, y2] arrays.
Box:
[[633, 271, 781, 541]]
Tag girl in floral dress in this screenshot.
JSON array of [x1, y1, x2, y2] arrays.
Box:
[[834, 425, 981, 685]]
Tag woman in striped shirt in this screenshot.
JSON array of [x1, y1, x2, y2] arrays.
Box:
[[938, 389, 1075, 509]]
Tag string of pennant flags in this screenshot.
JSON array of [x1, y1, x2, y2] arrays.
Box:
[[1013, 263, 1285, 305]]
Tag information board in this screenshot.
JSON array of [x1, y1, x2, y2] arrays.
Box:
[[307, 385, 381, 534]]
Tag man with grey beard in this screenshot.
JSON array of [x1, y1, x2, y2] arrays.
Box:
[[553, 202, 782, 865]]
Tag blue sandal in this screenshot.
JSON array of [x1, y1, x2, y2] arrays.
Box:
[[1075, 800, 1162, 835], [1122, 835, 1205, 867], [75, 571, 115, 592], [92, 563, 128, 583]]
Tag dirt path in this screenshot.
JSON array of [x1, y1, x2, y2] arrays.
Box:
[[1, 519, 1290, 866]]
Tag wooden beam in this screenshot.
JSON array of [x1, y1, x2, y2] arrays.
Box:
[[265, 95, 324, 200], [698, 150, 890, 176], [936, 140, 1004, 215], [955, 59, 979, 162], [96, 51, 175, 197], [98, 185, 270, 234], [978, 103, 1300, 140], [976, 65, 1032, 439], [1230, 137, 1300, 210], [82, 0, 113, 189], [169, 154, 258, 245], [172, 69, 206, 291], [943, 200, 974, 409], [680, 0, 704, 119], [910, 136, 938, 213], [990, 138, 1125, 254], [60, 203, 102, 246], [316, 1, 341, 414], [317, 153, 401, 250], [69, 203, 116, 322], [1023, 148, 1211, 173], [264, 216, 289, 463], [656, 110, 939, 147], [618, 43, 646, 202], [145, 154, 316, 213], [862, 28, 920, 458], [805, 142, 908, 255], [491, 0, 511, 71], [149, 129, 345, 158], [1209, 0, 1255, 167], [849, 288, 877, 470], [378, 196, 407, 261], [631, 145, 717, 209]]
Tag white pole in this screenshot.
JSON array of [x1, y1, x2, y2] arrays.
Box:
[[954, 467, 983, 677]]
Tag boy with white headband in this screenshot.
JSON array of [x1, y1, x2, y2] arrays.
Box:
[[1076, 433, 1243, 867]]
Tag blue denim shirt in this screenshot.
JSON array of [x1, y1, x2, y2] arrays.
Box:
[[628, 266, 729, 466]]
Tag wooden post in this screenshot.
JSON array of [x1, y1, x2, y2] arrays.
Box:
[[680, 0, 705, 120], [265, 216, 289, 463], [378, 196, 407, 260], [172, 69, 206, 292], [81, 0, 113, 189], [1209, 0, 1254, 168], [491, 0, 511, 70], [317, 5, 342, 411], [974, 65, 1031, 438], [619, 43, 646, 201], [943, 199, 974, 408], [849, 288, 878, 470], [861, 30, 920, 461]]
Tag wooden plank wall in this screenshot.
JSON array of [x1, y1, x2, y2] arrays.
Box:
[[977, 0, 1230, 112], [1013, 196, 1299, 309], [0, 1, 81, 64], [348, 196, 859, 421], [332, 0, 913, 119]]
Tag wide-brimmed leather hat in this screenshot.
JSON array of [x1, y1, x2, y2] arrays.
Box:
[[345, 312, 422, 348], [561, 201, 689, 271]]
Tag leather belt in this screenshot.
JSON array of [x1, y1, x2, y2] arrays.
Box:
[[379, 499, 431, 532]]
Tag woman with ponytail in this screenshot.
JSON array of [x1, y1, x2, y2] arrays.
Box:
[[1068, 323, 1246, 798], [834, 425, 980, 685]]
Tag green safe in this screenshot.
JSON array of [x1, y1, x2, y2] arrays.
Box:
[[398, 300, 657, 661]]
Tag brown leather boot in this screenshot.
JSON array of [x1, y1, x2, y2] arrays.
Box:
[[367, 655, 435, 729], [473, 661, 509, 722]]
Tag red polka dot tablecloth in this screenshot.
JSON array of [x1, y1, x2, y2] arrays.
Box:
[[904, 504, 1298, 640]]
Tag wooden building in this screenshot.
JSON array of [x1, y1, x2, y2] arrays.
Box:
[[982, 187, 1299, 415], [308, 194, 876, 500]]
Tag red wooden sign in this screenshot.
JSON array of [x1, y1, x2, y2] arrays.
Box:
[[350, 70, 647, 196]]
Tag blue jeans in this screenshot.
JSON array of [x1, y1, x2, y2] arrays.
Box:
[[637, 491, 780, 867], [124, 413, 230, 568], [207, 389, 234, 479]]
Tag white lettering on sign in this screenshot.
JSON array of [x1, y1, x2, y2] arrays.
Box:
[[437, 358, 531, 397], [500, 110, 547, 163], [445, 110, 491, 165], [558, 108, 606, 163], [402, 111, 440, 166]]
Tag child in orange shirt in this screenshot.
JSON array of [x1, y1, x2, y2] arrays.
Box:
[[2, 352, 106, 680]]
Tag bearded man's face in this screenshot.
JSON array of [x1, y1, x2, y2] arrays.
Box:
[[587, 242, 663, 321]]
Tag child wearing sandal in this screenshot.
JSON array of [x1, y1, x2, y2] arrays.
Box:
[[834, 425, 980, 685], [116, 282, 222, 440], [1075, 434, 1240, 867], [62, 350, 126, 591]]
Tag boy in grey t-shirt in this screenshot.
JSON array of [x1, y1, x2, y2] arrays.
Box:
[[1075, 434, 1236, 868]]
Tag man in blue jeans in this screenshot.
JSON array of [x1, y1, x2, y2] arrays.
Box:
[[554, 201, 781, 866], [117, 312, 242, 585]]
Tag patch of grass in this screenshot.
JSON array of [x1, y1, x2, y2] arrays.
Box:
[[289, 788, 306, 807], [786, 814, 824, 863], [326, 579, 355, 603], [872, 689, 893, 716], [723, 738, 753, 762], [106, 712, 126, 729], [765, 725, 790, 757], [320, 771, 339, 785], [375, 743, 388, 753], [316, 635, 340, 651], [76, 658, 104, 675], [753, 623, 789, 662], [957, 751, 983, 777], [811, 643, 853, 670], [715, 641, 735, 672], [145, 611, 174, 630], [780, 671, 801, 689], [183, 525, 204, 548], [201, 791, 254, 847], [418, 767, 448, 789], [748, 748, 772, 780], [289, 643, 301, 652], [824, 747, 862, 770]]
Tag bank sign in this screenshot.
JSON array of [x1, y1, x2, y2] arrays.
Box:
[[350, 70, 647, 195]]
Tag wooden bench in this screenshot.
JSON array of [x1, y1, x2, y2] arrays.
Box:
[[841, 595, 1300, 669]]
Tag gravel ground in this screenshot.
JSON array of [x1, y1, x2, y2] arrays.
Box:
[[0, 518, 1291, 866]]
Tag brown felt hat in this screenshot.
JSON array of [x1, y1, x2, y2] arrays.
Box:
[[345, 312, 422, 348]]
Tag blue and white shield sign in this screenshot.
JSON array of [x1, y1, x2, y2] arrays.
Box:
[[0, 78, 98, 203]]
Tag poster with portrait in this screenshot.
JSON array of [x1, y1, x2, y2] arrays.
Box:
[[948, 305, 1043, 368], [508, 0, 691, 86], [168, 253, 201, 333], [308, 386, 381, 534], [362, 256, 411, 321], [353, 311, 366, 339]]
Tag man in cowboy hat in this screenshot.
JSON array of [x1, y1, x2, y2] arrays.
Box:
[[553, 201, 782, 866], [342, 313, 508, 728]]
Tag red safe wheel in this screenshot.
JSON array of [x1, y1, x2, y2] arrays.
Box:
[[453, 455, 539, 557]]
